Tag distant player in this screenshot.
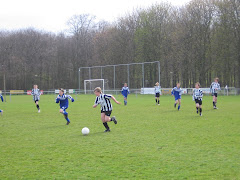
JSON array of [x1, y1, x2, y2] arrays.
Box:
[[154, 82, 161, 105], [93, 87, 120, 132], [56, 88, 74, 125], [210, 78, 221, 109], [121, 83, 130, 105], [171, 83, 183, 110], [0, 93, 3, 115], [31, 85, 41, 113], [193, 82, 203, 116]]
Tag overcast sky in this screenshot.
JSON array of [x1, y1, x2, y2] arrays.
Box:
[[0, 0, 191, 33]]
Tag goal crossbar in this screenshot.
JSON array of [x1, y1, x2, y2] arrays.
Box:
[[84, 79, 105, 94]]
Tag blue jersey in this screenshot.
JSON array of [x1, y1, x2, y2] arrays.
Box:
[[121, 87, 130, 98], [0, 94, 3, 102], [56, 94, 74, 109], [171, 87, 182, 100]]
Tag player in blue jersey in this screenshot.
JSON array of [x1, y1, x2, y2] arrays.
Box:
[[154, 82, 161, 105], [0, 93, 4, 115], [121, 83, 130, 105], [210, 78, 221, 109], [193, 82, 203, 116], [31, 85, 41, 113], [56, 88, 74, 125], [171, 83, 183, 111]]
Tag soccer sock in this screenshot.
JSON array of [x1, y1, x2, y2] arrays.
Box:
[[103, 122, 109, 130], [178, 105, 180, 110], [213, 101, 215, 107], [63, 112, 70, 122], [0, 110, 1, 112], [200, 108, 202, 114], [158, 100, 159, 104], [36, 104, 40, 110], [155, 99, 157, 103]]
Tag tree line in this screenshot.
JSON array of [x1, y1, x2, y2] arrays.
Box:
[[0, 0, 239, 90]]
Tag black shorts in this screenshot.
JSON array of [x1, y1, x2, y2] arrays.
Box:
[[155, 93, 160, 97], [195, 99, 202, 105], [101, 110, 112, 116], [212, 93, 218, 97], [34, 100, 39, 103]]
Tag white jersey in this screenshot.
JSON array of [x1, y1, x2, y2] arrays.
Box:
[[193, 89, 203, 101], [31, 88, 41, 101], [94, 94, 113, 111], [154, 86, 162, 95], [210, 82, 221, 93]]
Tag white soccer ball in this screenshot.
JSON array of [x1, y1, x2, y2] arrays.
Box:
[[82, 127, 90, 135]]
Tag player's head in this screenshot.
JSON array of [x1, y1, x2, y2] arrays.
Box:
[[195, 82, 200, 89], [177, 83, 180, 88], [33, 84, 38, 89], [214, 77, 219, 82], [59, 88, 64, 95], [94, 87, 102, 96], [124, 83, 127, 87], [155, 82, 159, 86]]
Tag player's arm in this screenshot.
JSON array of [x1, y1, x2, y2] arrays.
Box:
[[93, 97, 99, 108], [67, 95, 74, 102], [171, 88, 174, 96], [111, 96, 121, 104], [56, 96, 60, 103]]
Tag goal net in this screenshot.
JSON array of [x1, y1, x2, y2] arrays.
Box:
[[84, 79, 105, 94]]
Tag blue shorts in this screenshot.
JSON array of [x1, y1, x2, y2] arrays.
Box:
[[60, 106, 68, 111], [175, 95, 181, 101]]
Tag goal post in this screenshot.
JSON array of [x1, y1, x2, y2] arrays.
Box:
[[84, 79, 105, 94]]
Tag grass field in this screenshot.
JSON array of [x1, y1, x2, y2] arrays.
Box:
[[0, 94, 240, 179]]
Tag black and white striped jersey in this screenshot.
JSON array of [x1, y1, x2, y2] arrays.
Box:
[[193, 88, 203, 101], [31, 88, 41, 101], [94, 94, 113, 111], [210, 82, 221, 93]]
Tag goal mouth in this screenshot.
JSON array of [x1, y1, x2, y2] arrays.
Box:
[[84, 79, 105, 94]]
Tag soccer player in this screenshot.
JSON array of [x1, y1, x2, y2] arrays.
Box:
[[193, 82, 203, 116], [56, 88, 74, 125], [93, 87, 120, 132], [171, 83, 183, 111], [210, 78, 221, 109], [154, 82, 161, 105], [121, 83, 130, 105], [0, 93, 3, 115], [31, 85, 41, 113]]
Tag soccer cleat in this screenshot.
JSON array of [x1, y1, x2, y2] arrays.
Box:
[[200, 113, 202, 116], [38, 109, 41, 113], [158, 104, 160, 106], [0, 110, 3, 116], [104, 129, 110, 132], [214, 106, 218, 109], [174, 103, 176, 108], [66, 121, 70, 125], [111, 116, 117, 124]]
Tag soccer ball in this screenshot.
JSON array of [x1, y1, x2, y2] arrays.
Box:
[[82, 127, 90, 135]]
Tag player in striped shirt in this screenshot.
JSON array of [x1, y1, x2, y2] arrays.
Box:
[[192, 82, 203, 116], [0, 94, 4, 115], [210, 78, 221, 109], [121, 83, 130, 106], [31, 85, 41, 113], [171, 83, 183, 111], [93, 87, 120, 132], [154, 82, 161, 105], [56, 88, 74, 125]]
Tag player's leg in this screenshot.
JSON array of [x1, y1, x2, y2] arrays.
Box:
[[199, 104, 202, 116], [101, 112, 110, 132], [178, 99, 181, 110], [157, 97, 160, 105], [214, 94, 218, 109], [196, 102, 199, 114], [155, 96, 158, 105], [174, 99, 178, 108], [35, 100, 40, 113], [105, 111, 117, 124], [124, 97, 127, 106], [212, 94, 216, 108], [60, 107, 70, 125]]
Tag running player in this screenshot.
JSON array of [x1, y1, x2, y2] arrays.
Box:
[[210, 78, 221, 109], [171, 83, 183, 111], [31, 85, 41, 113], [121, 83, 130, 106], [93, 87, 120, 132], [154, 82, 161, 105], [193, 82, 203, 116]]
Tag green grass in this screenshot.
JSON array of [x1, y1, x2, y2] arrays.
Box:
[[0, 94, 240, 179]]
